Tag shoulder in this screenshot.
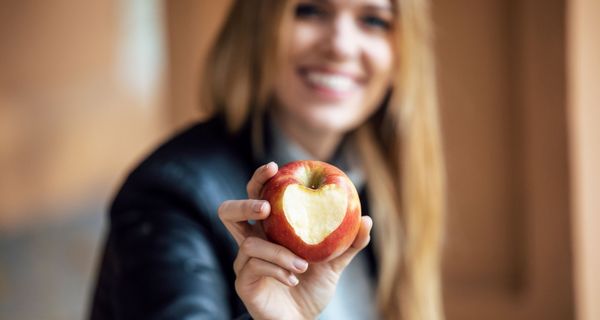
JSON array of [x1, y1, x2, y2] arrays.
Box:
[[110, 116, 254, 227], [143, 116, 250, 169]]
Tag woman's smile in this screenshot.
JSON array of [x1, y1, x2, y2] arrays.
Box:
[[298, 66, 364, 101]]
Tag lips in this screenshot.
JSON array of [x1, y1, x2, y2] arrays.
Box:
[[306, 71, 356, 92], [299, 68, 362, 97]]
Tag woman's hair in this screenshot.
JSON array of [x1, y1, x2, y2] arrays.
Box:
[[201, 1, 446, 319]]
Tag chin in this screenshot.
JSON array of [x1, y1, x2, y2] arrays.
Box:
[[299, 108, 363, 134]]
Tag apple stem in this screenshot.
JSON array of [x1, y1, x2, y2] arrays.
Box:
[[307, 168, 325, 190]]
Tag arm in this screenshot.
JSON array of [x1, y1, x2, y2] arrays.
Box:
[[104, 157, 247, 319], [110, 206, 233, 320]]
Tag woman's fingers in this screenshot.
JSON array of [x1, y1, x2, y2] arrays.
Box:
[[217, 199, 270, 245], [233, 250, 250, 276], [246, 162, 278, 199], [217, 161, 278, 245], [218, 199, 270, 223], [237, 257, 300, 288], [329, 216, 373, 273], [235, 237, 308, 275]]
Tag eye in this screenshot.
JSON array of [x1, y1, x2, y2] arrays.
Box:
[[295, 3, 327, 19], [362, 15, 392, 30]]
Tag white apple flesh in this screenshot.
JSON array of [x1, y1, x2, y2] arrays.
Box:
[[261, 160, 361, 262], [282, 184, 348, 244]]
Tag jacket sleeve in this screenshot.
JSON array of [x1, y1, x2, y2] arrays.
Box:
[[106, 160, 241, 320]]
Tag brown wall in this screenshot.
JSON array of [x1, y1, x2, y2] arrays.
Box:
[[436, 0, 573, 318], [0, 0, 168, 228], [568, 0, 600, 319], [165, 1, 233, 127]]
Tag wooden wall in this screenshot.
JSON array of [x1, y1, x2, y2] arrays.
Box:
[[165, 1, 233, 127], [435, 0, 574, 318], [568, 0, 600, 319], [0, 0, 168, 228]]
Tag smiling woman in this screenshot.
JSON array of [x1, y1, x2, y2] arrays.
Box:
[[272, 0, 394, 148], [90, 0, 445, 319]]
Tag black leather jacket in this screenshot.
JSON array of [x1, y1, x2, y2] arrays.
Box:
[[89, 117, 374, 319]]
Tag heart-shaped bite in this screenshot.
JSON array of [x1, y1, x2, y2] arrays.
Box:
[[282, 184, 348, 244], [261, 160, 361, 262]]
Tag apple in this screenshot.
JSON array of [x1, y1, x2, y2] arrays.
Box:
[[260, 160, 361, 262]]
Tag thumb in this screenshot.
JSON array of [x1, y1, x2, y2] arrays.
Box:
[[329, 216, 372, 273]]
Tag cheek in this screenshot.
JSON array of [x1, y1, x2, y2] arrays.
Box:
[[275, 24, 322, 93], [289, 23, 324, 63], [295, 24, 319, 45], [366, 41, 394, 82], [361, 39, 393, 105]]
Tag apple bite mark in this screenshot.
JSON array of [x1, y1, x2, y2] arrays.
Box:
[[261, 160, 361, 262], [282, 184, 348, 244]]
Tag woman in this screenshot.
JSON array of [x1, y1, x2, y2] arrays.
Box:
[[90, 0, 445, 319]]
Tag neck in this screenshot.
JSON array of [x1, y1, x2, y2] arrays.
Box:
[[270, 110, 343, 161]]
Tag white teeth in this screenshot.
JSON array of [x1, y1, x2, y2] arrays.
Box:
[[306, 72, 355, 91]]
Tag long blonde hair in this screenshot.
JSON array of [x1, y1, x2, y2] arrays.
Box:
[[202, 1, 446, 319]]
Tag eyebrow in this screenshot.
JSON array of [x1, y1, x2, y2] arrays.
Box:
[[363, 0, 394, 12], [364, 4, 394, 13], [312, 0, 394, 12]]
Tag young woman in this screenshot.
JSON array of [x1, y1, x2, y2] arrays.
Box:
[[90, 0, 445, 319]]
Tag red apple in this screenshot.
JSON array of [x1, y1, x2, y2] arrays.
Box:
[[260, 160, 361, 262]]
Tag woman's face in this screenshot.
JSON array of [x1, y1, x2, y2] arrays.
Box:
[[272, 0, 395, 134]]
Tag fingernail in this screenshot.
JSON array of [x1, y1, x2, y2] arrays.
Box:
[[289, 274, 299, 286], [266, 162, 276, 171], [293, 259, 308, 272], [252, 201, 265, 213], [365, 217, 373, 229]]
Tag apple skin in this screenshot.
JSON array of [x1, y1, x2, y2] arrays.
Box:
[[260, 160, 362, 262]]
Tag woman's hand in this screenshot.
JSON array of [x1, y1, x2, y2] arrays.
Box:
[[218, 162, 373, 320]]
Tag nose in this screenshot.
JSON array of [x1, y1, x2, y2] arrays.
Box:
[[322, 14, 360, 61]]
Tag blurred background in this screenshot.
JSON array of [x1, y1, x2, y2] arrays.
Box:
[[0, 1, 597, 319]]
